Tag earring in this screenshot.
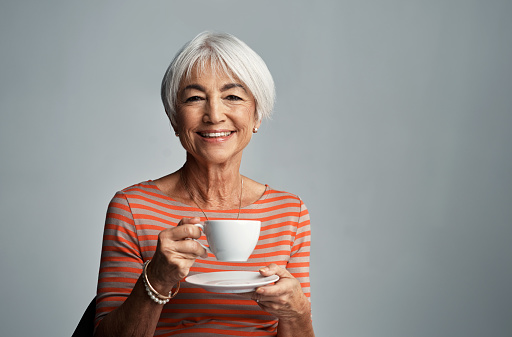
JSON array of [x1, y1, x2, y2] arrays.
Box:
[[253, 127, 258, 133], [175, 132, 179, 137]]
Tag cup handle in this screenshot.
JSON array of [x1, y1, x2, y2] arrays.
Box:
[[192, 223, 212, 254]]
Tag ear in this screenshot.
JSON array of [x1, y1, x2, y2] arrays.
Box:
[[254, 118, 262, 131], [171, 121, 180, 137]]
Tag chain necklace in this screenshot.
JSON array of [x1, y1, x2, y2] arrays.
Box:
[[180, 170, 244, 220]]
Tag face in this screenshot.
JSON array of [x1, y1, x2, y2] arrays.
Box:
[[174, 63, 260, 166]]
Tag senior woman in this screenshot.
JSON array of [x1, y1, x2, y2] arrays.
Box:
[[94, 31, 314, 337]]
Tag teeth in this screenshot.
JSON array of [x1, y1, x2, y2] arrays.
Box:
[[201, 131, 232, 138]]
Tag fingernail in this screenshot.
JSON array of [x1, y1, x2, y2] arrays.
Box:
[[259, 267, 268, 272]]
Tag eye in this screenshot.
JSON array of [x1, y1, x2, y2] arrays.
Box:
[[226, 95, 242, 101], [185, 96, 203, 103]]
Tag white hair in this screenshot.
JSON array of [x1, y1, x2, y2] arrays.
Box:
[[161, 31, 275, 126]]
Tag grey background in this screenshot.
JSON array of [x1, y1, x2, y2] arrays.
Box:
[[1, 1, 511, 336]]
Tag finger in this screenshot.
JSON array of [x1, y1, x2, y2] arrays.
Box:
[[172, 239, 207, 257], [178, 217, 202, 226], [259, 263, 292, 279], [250, 289, 277, 307], [163, 224, 202, 241], [255, 282, 283, 298], [157, 227, 207, 259], [238, 291, 256, 300], [255, 275, 298, 297], [238, 290, 276, 305]]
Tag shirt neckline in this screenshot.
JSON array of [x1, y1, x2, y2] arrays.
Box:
[[146, 179, 271, 212]]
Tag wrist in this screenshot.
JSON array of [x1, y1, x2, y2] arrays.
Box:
[[277, 311, 314, 337], [143, 260, 180, 305], [279, 310, 311, 325], [279, 297, 312, 324], [146, 259, 179, 294]]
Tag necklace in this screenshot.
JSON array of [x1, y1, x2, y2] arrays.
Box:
[[180, 170, 244, 220]]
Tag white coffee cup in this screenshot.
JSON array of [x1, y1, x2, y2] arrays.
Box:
[[193, 220, 261, 261]]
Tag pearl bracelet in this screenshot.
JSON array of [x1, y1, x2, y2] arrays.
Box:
[[142, 260, 180, 305]]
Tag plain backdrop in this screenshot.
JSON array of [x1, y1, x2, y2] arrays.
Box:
[[1, 1, 511, 336]]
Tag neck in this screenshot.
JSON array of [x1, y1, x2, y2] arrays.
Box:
[[180, 156, 243, 210]]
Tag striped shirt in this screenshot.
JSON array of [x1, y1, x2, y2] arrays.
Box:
[[96, 180, 311, 336]]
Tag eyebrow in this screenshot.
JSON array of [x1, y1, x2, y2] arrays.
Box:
[[221, 83, 247, 92], [182, 84, 206, 92], [181, 83, 247, 93]]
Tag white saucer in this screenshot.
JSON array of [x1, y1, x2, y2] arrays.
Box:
[[185, 271, 279, 293]]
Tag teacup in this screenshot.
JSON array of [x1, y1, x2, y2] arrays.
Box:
[[194, 220, 261, 261]]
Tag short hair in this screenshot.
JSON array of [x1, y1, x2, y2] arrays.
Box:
[[161, 31, 275, 126]]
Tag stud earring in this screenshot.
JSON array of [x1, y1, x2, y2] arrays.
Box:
[[175, 132, 179, 137], [253, 127, 258, 133]]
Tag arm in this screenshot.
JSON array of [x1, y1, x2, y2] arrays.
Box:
[[94, 193, 205, 337], [254, 265, 315, 337], [251, 198, 314, 337], [93, 277, 166, 337]]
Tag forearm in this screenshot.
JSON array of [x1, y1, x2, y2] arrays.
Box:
[[276, 312, 315, 337], [94, 277, 163, 337]]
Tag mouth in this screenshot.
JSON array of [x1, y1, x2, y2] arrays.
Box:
[[198, 131, 234, 138]]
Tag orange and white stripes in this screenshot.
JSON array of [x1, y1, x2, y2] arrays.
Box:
[[96, 180, 311, 336]]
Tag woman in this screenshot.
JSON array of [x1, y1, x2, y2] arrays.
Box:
[[94, 31, 315, 337]]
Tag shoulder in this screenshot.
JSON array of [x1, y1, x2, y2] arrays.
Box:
[[257, 186, 307, 213], [119, 180, 158, 194], [111, 180, 164, 203], [263, 186, 304, 203], [257, 187, 310, 228]]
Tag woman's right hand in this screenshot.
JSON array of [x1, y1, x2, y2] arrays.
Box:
[[145, 217, 207, 294]]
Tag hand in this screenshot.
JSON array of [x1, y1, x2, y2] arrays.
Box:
[[146, 217, 208, 294], [249, 264, 311, 322]]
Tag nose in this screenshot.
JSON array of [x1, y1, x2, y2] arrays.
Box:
[[203, 99, 226, 124]]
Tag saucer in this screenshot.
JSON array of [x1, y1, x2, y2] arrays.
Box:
[[185, 271, 279, 293]]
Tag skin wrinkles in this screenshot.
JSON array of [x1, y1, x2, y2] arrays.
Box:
[[181, 82, 248, 95], [95, 35, 313, 337], [174, 64, 260, 168]]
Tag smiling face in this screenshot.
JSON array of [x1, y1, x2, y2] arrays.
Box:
[[174, 63, 260, 166]]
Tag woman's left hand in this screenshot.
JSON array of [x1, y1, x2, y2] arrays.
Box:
[[248, 263, 311, 322]]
